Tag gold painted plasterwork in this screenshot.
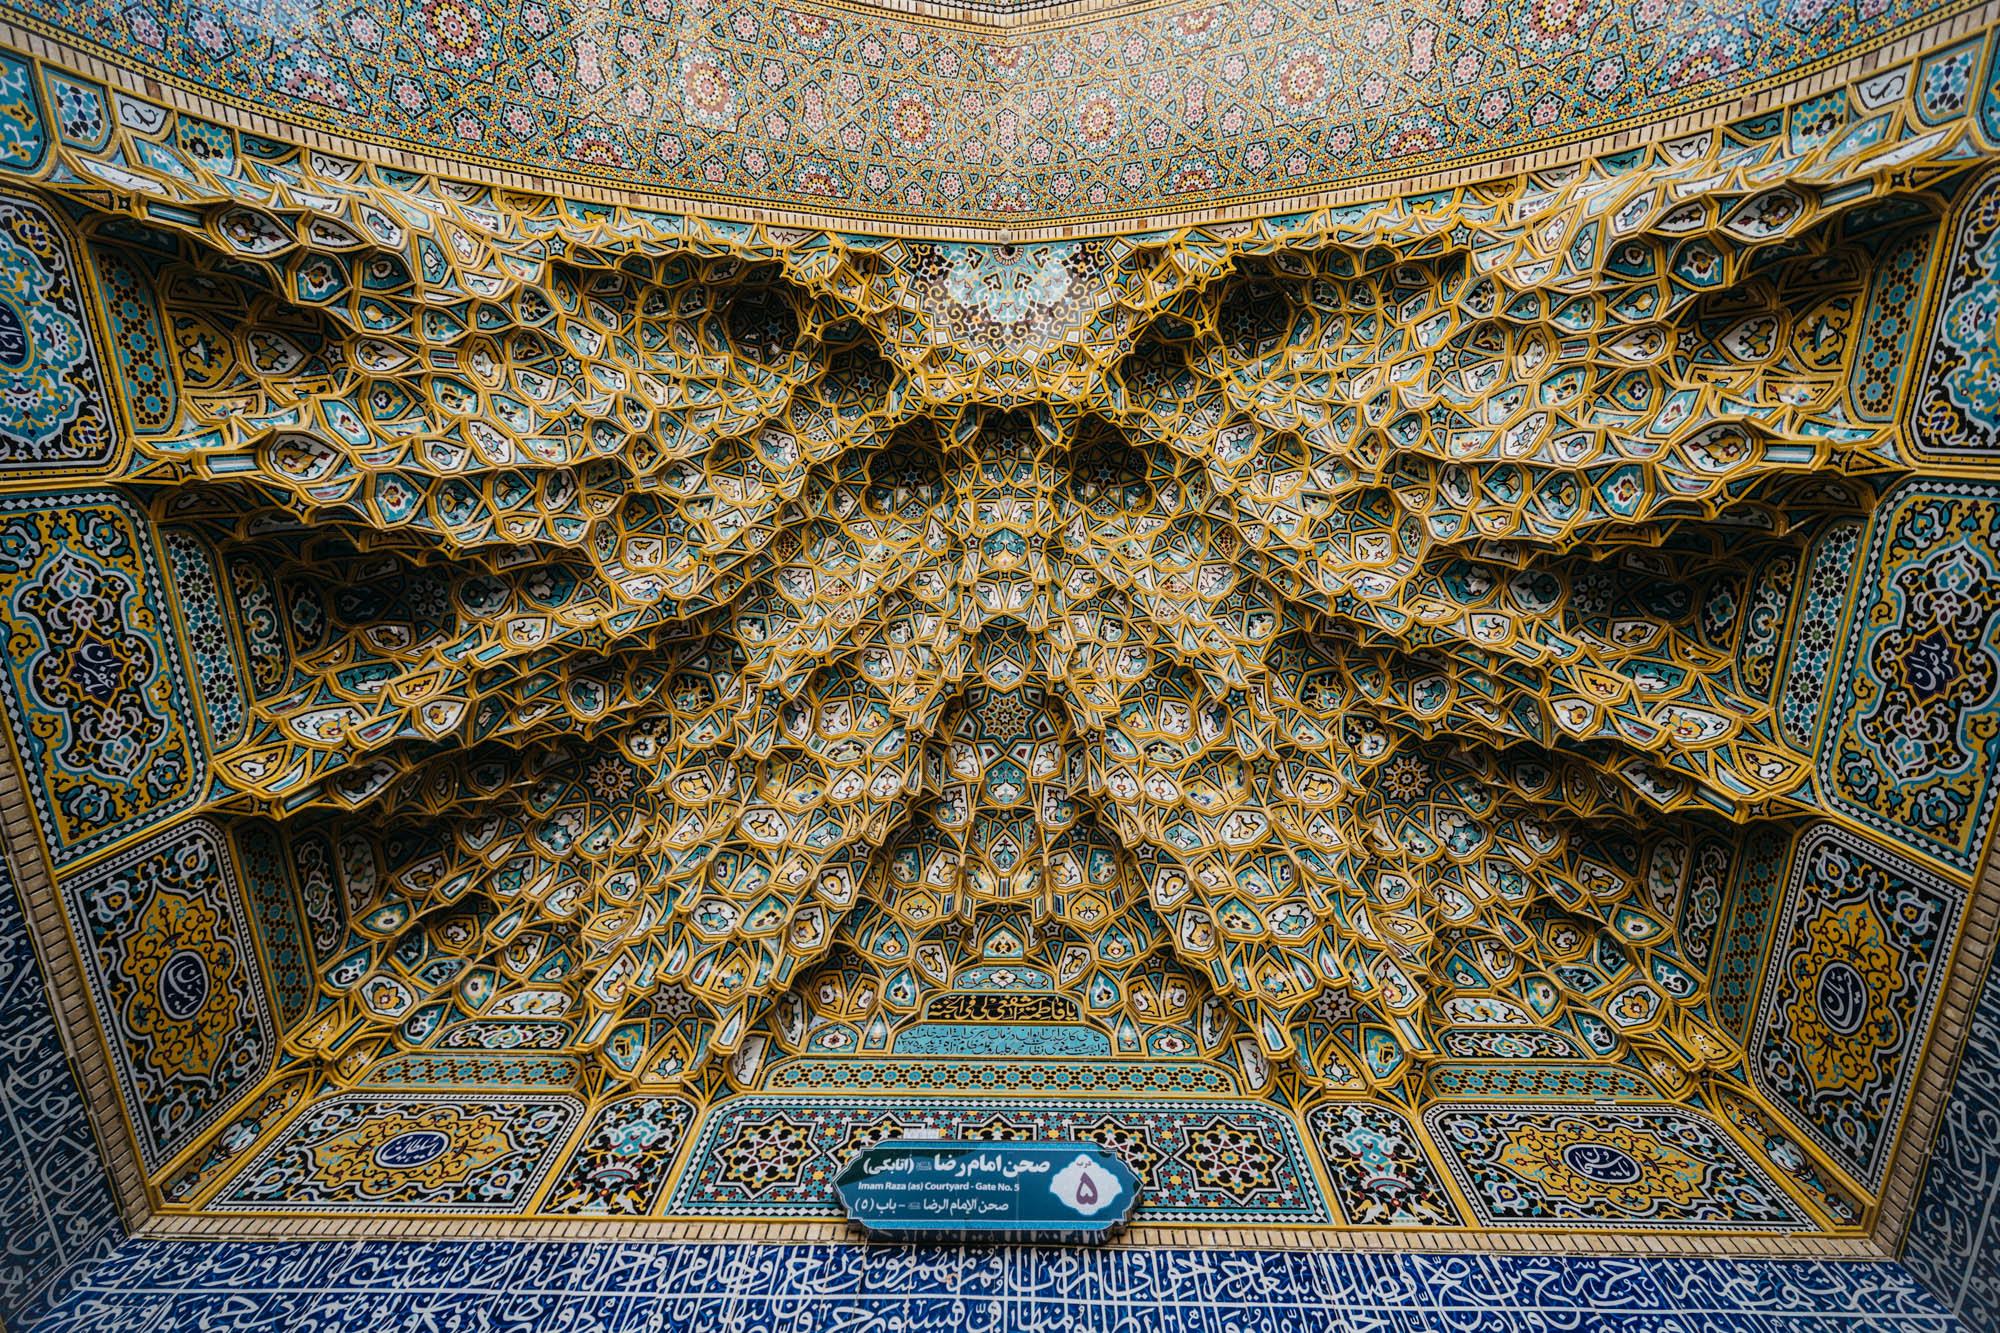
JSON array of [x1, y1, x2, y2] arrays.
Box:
[[0, 10, 1997, 1254]]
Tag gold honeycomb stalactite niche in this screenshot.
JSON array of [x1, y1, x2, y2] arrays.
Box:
[[6, 31, 1997, 1235]]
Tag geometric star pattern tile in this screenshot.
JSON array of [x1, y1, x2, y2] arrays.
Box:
[[664, 1095, 1331, 1221]]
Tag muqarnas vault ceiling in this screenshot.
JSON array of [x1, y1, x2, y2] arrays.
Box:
[[1, 3, 2000, 1247]]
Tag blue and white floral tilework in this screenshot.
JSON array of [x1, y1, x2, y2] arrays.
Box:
[[0, 855, 120, 1328], [16, 1240, 1963, 1332], [1903, 948, 2000, 1331]]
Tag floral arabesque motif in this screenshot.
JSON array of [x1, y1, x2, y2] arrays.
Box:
[[1752, 825, 1966, 1188], [18, 548, 169, 785], [1307, 1103, 1462, 1225], [63, 821, 272, 1170], [0, 497, 199, 865], [0, 195, 111, 468], [221, 1094, 581, 1211], [1826, 484, 2000, 873], [1427, 1104, 1805, 1230], [1860, 543, 2000, 782], [1494, 1121, 1703, 1212], [119, 887, 240, 1084], [1939, 203, 2000, 424], [543, 1096, 698, 1215]]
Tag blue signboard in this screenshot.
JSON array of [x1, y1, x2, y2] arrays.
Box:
[[834, 1141, 1140, 1241]]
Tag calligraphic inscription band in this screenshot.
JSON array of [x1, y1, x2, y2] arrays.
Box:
[[921, 994, 1082, 1023]]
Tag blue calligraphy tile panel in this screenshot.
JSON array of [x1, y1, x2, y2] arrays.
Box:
[[1902, 947, 2000, 1331], [13, 1239, 1963, 1333], [0, 854, 120, 1328]]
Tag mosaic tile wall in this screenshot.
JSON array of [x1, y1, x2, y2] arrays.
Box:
[[0, 855, 120, 1327], [0, 0, 1981, 226], [1902, 950, 2000, 1329], [7, 1240, 1968, 1333], [0, 0, 1996, 1269]]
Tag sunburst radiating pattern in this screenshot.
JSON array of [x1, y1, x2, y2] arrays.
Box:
[[26, 61, 1982, 1228]]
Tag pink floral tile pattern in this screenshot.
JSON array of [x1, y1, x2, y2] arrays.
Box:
[[6, 0, 1979, 226]]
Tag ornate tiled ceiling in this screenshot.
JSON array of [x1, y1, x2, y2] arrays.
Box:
[[0, 0, 1980, 228], [0, 0, 1998, 1256]]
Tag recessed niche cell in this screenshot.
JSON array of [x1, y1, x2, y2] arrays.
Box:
[[1065, 419, 1154, 515], [720, 272, 802, 365], [863, 431, 949, 518]]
